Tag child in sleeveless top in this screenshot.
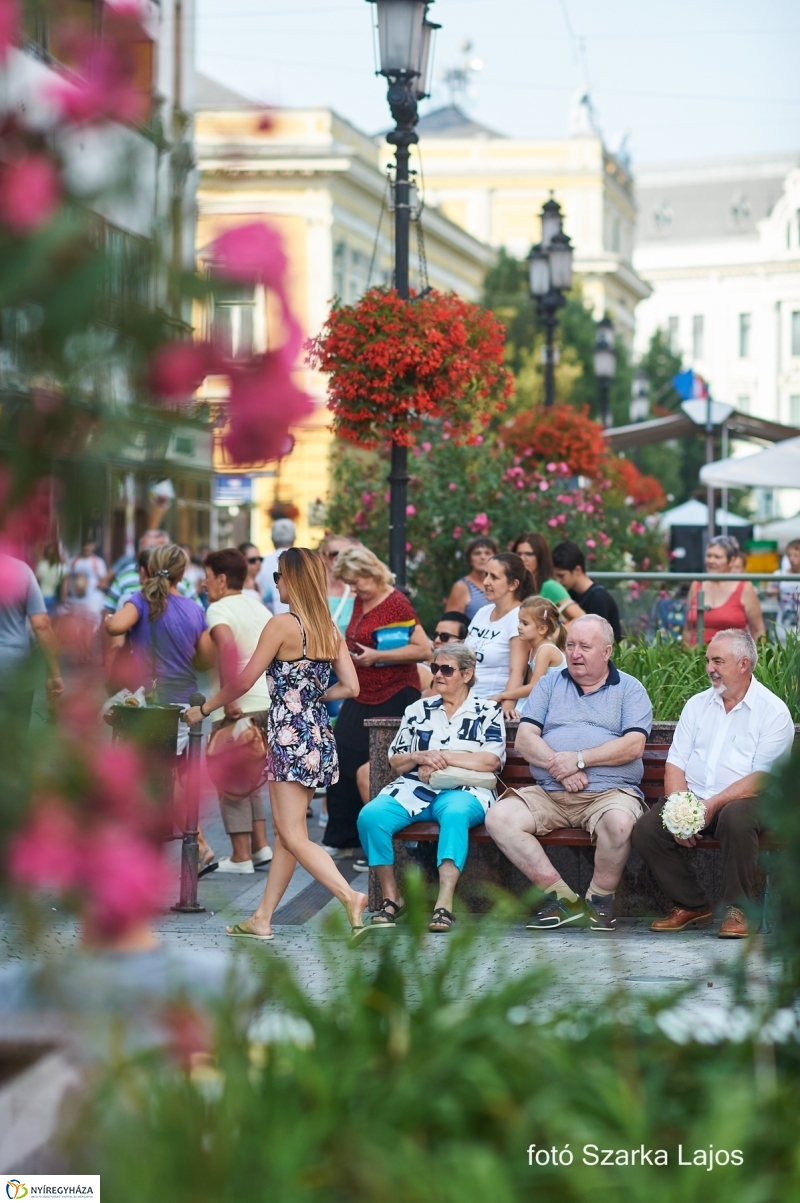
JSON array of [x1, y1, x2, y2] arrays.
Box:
[[493, 596, 567, 705]]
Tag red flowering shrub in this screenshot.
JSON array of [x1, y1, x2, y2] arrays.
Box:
[[605, 455, 666, 514], [502, 404, 608, 478], [307, 287, 512, 448]]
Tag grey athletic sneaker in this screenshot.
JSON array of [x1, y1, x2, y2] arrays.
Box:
[[526, 893, 588, 930], [586, 892, 616, 931]]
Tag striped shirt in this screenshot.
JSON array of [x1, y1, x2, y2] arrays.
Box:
[[519, 662, 652, 797], [104, 565, 197, 611]]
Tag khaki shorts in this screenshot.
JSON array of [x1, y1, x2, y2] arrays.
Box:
[[499, 785, 644, 843]]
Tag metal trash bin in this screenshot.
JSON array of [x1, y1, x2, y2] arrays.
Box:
[[109, 703, 184, 825]]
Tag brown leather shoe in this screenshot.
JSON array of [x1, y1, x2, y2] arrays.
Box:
[[650, 906, 713, 932], [718, 906, 748, 939]]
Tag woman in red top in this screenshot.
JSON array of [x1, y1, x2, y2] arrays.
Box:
[[324, 546, 429, 851], [684, 536, 765, 645]]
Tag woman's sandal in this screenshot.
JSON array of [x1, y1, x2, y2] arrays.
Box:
[[198, 848, 218, 879], [226, 923, 274, 942], [370, 898, 406, 927], [429, 907, 455, 933]]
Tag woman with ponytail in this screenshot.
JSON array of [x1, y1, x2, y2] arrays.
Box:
[[185, 548, 368, 942], [104, 544, 213, 708]]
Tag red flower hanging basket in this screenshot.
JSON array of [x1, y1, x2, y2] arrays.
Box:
[[307, 287, 512, 448]]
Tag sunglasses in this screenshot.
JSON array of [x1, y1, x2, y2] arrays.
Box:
[[273, 571, 282, 584], [434, 631, 459, 643], [430, 663, 457, 678], [325, 551, 342, 560], [247, 556, 263, 564]]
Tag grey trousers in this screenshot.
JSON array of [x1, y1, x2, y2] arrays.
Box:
[[211, 710, 269, 835]]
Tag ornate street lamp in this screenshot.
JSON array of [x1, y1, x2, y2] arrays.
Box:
[[593, 315, 617, 428], [367, 0, 438, 586], [630, 368, 649, 423], [528, 197, 573, 408]]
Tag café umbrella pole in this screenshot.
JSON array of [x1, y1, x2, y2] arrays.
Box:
[[172, 691, 206, 914]]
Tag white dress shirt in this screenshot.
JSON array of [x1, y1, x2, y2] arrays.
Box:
[[667, 677, 794, 800]]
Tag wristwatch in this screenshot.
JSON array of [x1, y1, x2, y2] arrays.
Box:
[[576, 751, 585, 770]]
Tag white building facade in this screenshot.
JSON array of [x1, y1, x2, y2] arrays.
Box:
[[634, 154, 800, 430]]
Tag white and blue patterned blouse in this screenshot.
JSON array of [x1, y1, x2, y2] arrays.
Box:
[[383, 694, 507, 817]]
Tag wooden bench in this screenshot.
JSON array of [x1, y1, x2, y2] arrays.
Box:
[[365, 718, 787, 916]]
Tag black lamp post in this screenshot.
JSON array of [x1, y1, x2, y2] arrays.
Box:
[[593, 315, 617, 428], [367, 0, 438, 587], [528, 197, 574, 408]]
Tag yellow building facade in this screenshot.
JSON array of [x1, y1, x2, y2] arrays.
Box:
[[410, 104, 651, 345], [195, 76, 495, 550]]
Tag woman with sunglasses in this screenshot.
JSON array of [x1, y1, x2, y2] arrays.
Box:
[[237, 543, 269, 606], [357, 643, 505, 933], [418, 611, 470, 694], [185, 548, 368, 941]]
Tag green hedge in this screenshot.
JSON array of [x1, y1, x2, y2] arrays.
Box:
[[616, 635, 800, 722]]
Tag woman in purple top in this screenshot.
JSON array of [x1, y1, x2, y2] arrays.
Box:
[[105, 544, 213, 706]]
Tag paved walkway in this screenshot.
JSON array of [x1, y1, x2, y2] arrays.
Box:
[[0, 792, 772, 1017]]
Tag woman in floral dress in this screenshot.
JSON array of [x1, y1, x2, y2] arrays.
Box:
[[186, 548, 366, 940]]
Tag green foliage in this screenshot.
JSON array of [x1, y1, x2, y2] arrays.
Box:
[[327, 432, 667, 631], [67, 876, 800, 1202], [616, 634, 800, 722]]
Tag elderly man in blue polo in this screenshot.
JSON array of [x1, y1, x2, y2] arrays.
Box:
[[485, 614, 652, 931]]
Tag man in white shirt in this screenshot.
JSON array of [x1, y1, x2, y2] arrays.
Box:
[[204, 548, 273, 874], [632, 628, 794, 939]]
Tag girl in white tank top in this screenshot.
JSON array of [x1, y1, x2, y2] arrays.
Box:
[[492, 595, 567, 706]]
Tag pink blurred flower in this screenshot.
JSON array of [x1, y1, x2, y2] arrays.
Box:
[[149, 341, 215, 403], [9, 800, 83, 893], [559, 462, 570, 474], [406, 504, 416, 516], [83, 828, 170, 938], [49, 34, 148, 126], [448, 482, 457, 491], [547, 518, 558, 528], [406, 542, 412, 553], [452, 526, 463, 539], [468, 512, 490, 533], [546, 461, 557, 472], [211, 222, 288, 289], [474, 435, 484, 445], [598, 531, 611, 546], [361, 491, 375, 509], [224, 353, 313, 465], [0, 155, 61, 233], [586, 538, 596, 549], [421, 441, 432, 452], [539, 480, 549, 492], [585, 504, 595, 514], [0, 0, 19, 59]]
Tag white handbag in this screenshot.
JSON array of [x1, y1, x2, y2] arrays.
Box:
[[428, 767, 498, 791]]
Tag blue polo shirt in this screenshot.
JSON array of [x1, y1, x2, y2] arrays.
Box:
[[519, 662, 652, 797]]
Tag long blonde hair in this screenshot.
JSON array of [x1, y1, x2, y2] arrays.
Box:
[[281, 548, 340, 660], [141, 544, 187, 621], [519, 595, 567, 651]]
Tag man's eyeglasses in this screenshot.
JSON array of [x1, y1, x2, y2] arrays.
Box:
[[273, 572, 282, 584], [434, 631, 459, 643], [430, 663, 457, 678], [247, 556, 263, 564]]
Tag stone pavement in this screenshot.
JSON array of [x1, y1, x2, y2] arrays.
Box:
[[0, 791, 773, 1015]]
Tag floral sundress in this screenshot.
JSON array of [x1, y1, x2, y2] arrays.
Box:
[[266, 614, 339, 788]]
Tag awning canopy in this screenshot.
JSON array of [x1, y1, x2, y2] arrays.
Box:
[[699, 436, 800, 489], [605, 412, 800, 453], [658, 499, 751, 532]]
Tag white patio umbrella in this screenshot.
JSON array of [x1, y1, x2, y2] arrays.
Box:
[[699, 436, 800, 489]]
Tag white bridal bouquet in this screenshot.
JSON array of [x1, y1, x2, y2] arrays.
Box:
[[661, 791, 707, 839]]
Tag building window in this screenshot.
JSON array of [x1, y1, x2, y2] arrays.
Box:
[[739, 313, 751, 358], [792, 311, 800, 357], [214, 286, 256, 359], [692, 315, 704, 360], [612, 218, 621, 253], [737, 395, 751, 415], [790, 395, 800, 426], [667, 316, 679, 352]]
